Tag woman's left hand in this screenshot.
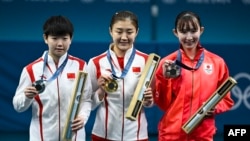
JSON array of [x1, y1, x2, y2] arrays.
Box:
[[71, 115, 85, 131], [205, 108, 215, 117], [143, 87, 153, 106]]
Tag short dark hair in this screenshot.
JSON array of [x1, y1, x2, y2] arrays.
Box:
[[43, 15, 74, 38]]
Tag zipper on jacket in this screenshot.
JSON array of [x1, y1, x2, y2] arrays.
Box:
[[186, 60, 195, 141]]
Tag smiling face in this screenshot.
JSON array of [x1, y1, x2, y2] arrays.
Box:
[[173, 12, 204, 50], [109, 11, 139, 56], [174, 21, 204, 50], [109, 18, 138, 53]]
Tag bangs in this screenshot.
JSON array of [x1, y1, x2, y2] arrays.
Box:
[[43, 15, 74, 37], [110, 11, 139, 31], [45, 23, 72, 36], [177, 15, 199, 32], [49, 25, 71, 36]]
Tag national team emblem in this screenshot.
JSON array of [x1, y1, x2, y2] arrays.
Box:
[[203, 63, 213, 74], [132, 67, 141, 75], [67, 73, 75, 80]]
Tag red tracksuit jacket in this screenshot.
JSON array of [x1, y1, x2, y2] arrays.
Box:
[[154, 44, 234, 141]]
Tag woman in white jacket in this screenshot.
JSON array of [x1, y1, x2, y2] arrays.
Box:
[[13, 15, 92, 141], [88, 11, 154, 141]]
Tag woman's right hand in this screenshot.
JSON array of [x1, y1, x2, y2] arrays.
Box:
[[96, 74, 113, 100], [162, 60, 175, 78], [24, 86, 38, 99]]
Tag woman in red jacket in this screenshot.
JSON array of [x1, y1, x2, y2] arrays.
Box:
[[154, 11, 234, 141]]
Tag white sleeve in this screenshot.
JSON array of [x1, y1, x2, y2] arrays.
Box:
[[87, 59, 103, 110], [12, 68, 34, 112]]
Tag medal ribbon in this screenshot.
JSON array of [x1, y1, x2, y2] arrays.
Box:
[[41, 51, 68, 83], [175, 49, 204, 71], [107, 48, 136, 79]]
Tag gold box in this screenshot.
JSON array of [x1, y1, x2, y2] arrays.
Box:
[[182, 77, 237, 134], [126, 53, 160, 121], [62, 71, 88, 141]]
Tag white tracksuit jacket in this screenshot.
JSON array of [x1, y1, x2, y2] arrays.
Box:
[[88, 46, 150, 141], [13, 51, 92, 141]]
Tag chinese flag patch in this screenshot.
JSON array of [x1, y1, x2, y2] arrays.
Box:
[[132, 67, 141, 72], [67, 73, 75, 79]]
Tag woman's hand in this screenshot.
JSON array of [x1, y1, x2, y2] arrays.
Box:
[[205, 108, 215, 117], [71, 115, 85, 132], [143, 87, 153, 107], [162, 60, 175, 78], [96, 74, 113, 101], [24, 86, 38, 99]]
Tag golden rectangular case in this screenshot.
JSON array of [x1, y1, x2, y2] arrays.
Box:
[[182, 77, 237, 134], [126, 53, 160, 121], [62, 71, 88, 141]]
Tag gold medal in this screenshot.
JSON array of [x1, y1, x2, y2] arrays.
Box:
[[104, 79, 118, 92]]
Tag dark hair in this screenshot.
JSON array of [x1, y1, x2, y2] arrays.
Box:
[[109, 10, 139, 31], [43, 15, 74, 38], [174, 11, 202, 32]]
